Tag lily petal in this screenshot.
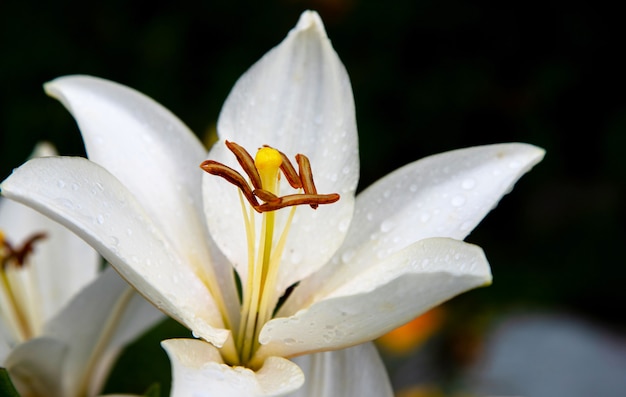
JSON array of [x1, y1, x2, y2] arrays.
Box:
[[2, 337, 66, 397], [5, 267, 163, 397], [288, 342, 393, 397], [203, 10, 358, 291], [286, 143, 544, 308], [162, 338, 304, 397], [44, 76, 238, 320], [1, 157, 230, 348], [0, 198, 99, 325], [257, 238, 489, 360]]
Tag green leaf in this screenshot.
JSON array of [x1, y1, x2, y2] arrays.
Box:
[[0, 368, 20, 397], [143, 383, 161, 397]]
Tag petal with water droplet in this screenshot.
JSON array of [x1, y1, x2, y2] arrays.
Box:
[[1, 157, 229, 348], [260, 238, 490, 360], [162, 338, 304, 397], [204, 10, 357, 293]]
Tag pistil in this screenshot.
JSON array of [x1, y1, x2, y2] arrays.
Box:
[[201, 141, 340, 365]]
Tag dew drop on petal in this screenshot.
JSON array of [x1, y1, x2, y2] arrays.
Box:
[[380, 220, 394, 233], [420, 212, 431, 223], [96, 214, 105, 224], [71, 183, 80, 191], [290, 251, 302, 265], [451, 195, 466, 207], [109, 236, 119, 246], [341, 249, 356, 264], [461, 178, 476, 190], [338, 218, 350, 233], [460, 220, 473, 232], [57, 180, 66, 188]]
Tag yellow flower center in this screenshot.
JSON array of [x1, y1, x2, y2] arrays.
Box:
[[201, 141, 339, 365], [0, 229, 47, 343]]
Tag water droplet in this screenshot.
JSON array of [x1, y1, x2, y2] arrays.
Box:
[[191, 330, 200, 339], [341, 166, 351, 175], [110, 236, 119, 246], [409, 184, 418, 192], [451, 195, 466, 207], [366, 212, 374, 221], [383, 190, 391, 198], [341, 249, 356, 264], [126, 228, 133, 236], [380, 220, 394, 233], [57, 180, 66, 188], [71, 183, 79, 191], [461, 178, 476, 190], [338, 218, 350, 232], [509, 160, 522, 168], [460, 221, 473, 232], [96, 214, 105, 224], [283, 338, 296, 345], [290, 251, 302, 265], [420, 213, 431, 223]]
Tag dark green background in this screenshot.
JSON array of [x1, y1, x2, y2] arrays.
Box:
[[1, 0, 624, 394]]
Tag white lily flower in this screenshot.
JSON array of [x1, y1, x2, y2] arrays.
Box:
[[1, 144, 164, 397], [0, 142, 99, 358], [0, 10, 544, 396]]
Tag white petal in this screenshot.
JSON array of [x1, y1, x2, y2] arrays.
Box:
[[6, 267, 163, 397], [288, 342, 393, 397], [204, 10, 358, 292], [256, 238, 490, 360], [3, 337, 66, 397], [162, 338, 304, 397], [44, 76, 237, 311], [1, 157, 229, 347], [287, 143, 543, 307], [0, 197, 99, 324]]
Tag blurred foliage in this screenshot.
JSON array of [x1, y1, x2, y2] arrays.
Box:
[[1, 0, 625, 394]]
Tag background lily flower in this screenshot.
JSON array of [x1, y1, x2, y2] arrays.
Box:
[[0, 142, 99, 358], [0, 10, 544, 396], [0, 144, 164, 397]]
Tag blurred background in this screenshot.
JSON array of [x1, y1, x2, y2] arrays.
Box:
[[1, 0, 624, 396]]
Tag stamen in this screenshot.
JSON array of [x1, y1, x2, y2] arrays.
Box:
[[201, 140, 342, 365], [226, 141, 262, 189], [200, 160, 261, 209], [201, 141, 340, 214], [296, 154, 319, 209]]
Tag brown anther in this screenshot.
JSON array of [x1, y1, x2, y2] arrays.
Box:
[[253, 189, 281, 203], [200, 160, 261, 208], [201, 141, 340, 214], [226, 141, 262, 189], [256, 193, 340, 212], [1, 232, 48, 269], [273, 148, 302, 189], [296, 154, 320, 209]]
